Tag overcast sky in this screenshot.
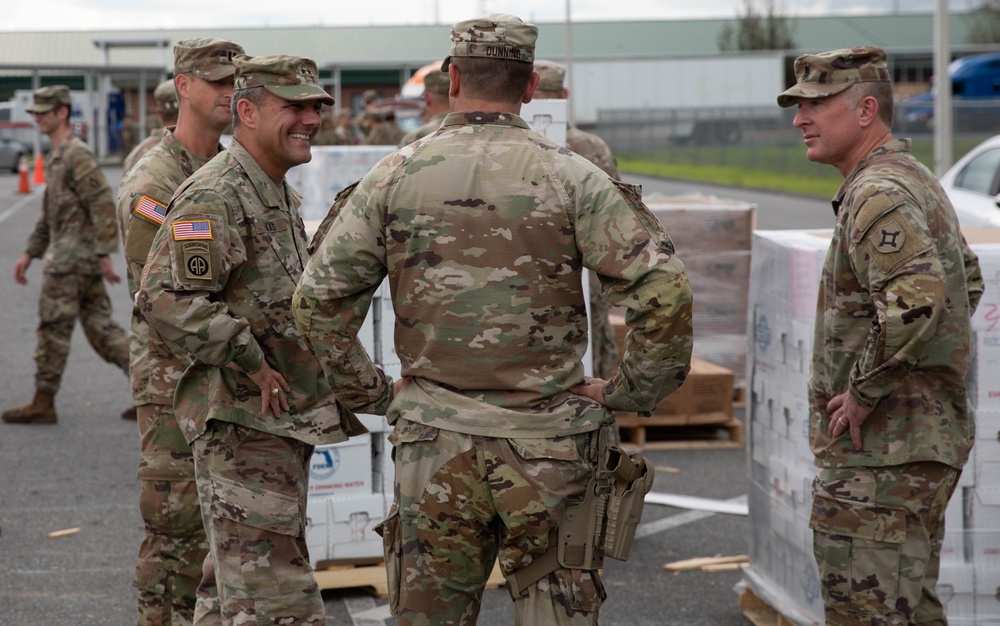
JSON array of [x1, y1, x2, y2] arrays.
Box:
[[0, 0, 979, 31]]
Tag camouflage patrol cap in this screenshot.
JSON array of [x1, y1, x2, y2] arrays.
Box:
[[534, 60, 566, 93], [235, 55, 335, 105], [777, 46, 890, 107], [441, 13, 537, 71], [153, 79, 178, 113], [423, 66, 451, 95], [27, 85, 71, 114], [174, 38, 245, 81], [362, 89, 379, 104]]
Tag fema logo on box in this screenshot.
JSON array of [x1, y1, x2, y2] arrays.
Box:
[[755, 315, 772, 352], [311, 449, 340, 480]]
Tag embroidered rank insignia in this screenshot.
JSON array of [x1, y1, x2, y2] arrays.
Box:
[[868, 219, 905, 254], [133, 195, 167, 225], [182, 241, 212, 280], [172, 220, 213, 241]]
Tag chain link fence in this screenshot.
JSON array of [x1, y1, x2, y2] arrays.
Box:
[[595, 103, 1000, 179]]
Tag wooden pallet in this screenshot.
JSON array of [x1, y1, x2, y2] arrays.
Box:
[[618, 418, 744, 450], [314, 561, 506, 597], [739, 587, 797, 626]]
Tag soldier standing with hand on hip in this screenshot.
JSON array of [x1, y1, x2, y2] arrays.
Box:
[[3, 85, 132, 425], [137, 55, 365, 624], [117, 38, 245, 625], [294, 14, 693, 625], [778, 46, 984, 626]]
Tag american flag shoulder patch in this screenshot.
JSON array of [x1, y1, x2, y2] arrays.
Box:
[[134, 195, 167, 225], [172, 220, 213, 241]]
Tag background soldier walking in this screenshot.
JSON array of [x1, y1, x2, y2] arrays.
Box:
[[3, 85, 132, 425]]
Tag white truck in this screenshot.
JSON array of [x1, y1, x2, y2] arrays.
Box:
[[0, 89, 96, 151]]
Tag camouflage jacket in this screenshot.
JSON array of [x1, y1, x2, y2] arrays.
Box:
[[567, 125, 620, 179], [398, 112, 448, 147], [122, 130, 164, 174], [294, 111, 693, 438], [137, 139, 364, 444], [116, 127, 215, 406], [363, 120, 406, 146], [26, 135, 118, 274], [809, 139, 984, 469]]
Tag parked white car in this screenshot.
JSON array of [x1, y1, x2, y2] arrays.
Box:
[[939, 134, 1000, 227]]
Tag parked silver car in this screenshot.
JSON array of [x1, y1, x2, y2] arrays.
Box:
[[940, 133, 1000, 228], [0, 135, 28, 173]]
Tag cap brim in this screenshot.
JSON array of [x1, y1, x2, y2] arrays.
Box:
[[198, 66, 237, 82], [440, 57, 451, 72], [777, 81, 853, 108], [265, 84, 335, 106], [27, 104, 56, 114]]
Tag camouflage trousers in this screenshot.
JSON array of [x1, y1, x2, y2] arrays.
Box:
[[810, 462, 960, 626], [588, 273, 619, 380], [134, 403, 209, 626], [380, 419, 606, 626], [35, 271, 129, 394], [191, 420, 323, 625]]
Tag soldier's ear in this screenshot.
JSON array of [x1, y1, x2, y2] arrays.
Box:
[[857, 95, 879, 129], [236, 97, 259, 130]]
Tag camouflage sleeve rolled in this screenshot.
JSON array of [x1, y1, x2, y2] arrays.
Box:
[[846, 191, 947, 407], [961, 234, 984, 314], [69, 147, 119, 256], [574, 176, 693, 413], [293, 176, 392, 415], [137, 188, 265, 374]]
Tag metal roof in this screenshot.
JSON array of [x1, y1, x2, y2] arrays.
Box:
[[0, 12, 990, 73]]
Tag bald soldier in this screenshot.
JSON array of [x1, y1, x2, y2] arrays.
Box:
[[533, 59, 621, 379], [778, 46, 983, 625], [398, 65, 450, 146], [123, 80, 180, 174], [138, 54, 363, 624], [117, 38, 245, 625], [294, 14, 692, 625]]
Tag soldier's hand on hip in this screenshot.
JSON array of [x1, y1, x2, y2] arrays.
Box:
[[826, 391, 875, 451], [247, 363, 291, 418], [571, 376, 608, 406]]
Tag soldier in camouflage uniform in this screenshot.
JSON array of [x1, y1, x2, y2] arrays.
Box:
[[398, 65, 450, 146], [777, 47, 985, 626], [293, 14, 693, 625], [117, 38, 245, 626], [137, 55, 364, 625], [3, 86, 132, 425], [533, 59, 621, 379], [123, 79, 180, 174], [362, 106, 406, 145]]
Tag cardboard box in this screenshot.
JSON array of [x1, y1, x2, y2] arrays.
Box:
[[613, 355, 734, 426]]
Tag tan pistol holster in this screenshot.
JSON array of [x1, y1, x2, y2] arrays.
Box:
[[505, 426, 655, 599]]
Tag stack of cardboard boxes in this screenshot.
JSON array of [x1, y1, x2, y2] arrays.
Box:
[[645, 194, 756, 392], [745, 228, 1000, 624], [305, 284, 397, 566]]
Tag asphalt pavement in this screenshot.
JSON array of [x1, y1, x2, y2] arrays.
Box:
[[0, 164, 831, 625]]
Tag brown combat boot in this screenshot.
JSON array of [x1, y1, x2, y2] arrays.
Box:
[[2, 391, 57, 424], [120, 405, 137, 421]]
